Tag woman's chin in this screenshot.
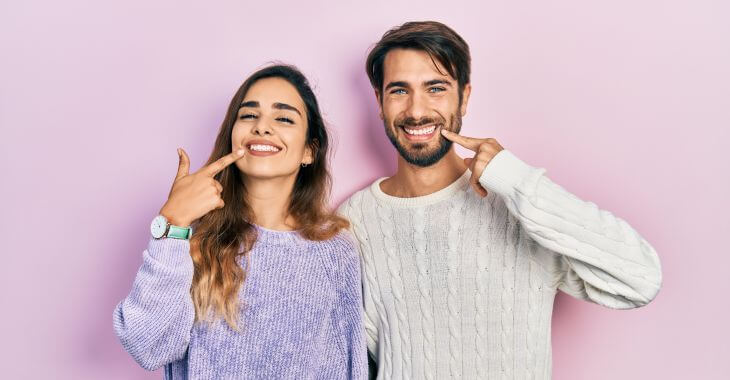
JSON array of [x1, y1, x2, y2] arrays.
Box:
[[239, 166, 298, 181]]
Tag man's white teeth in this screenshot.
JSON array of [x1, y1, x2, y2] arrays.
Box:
[[249, 144, 280, 152], [404, 125, 438, 135]]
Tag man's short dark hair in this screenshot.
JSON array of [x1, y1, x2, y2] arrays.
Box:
[[365, 21, 471, 103]]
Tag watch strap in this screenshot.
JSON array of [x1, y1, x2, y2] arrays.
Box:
[[167, 224, 192, 240]]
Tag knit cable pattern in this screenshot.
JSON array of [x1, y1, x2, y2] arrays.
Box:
[[475, 193, 493, 378], [446, 190, 467, 378], [376, 200, 412, 377], [413, 206, 435, 380], [346, 193, 394, 376]]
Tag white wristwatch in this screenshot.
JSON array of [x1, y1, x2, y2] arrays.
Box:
[[150, 215, 192, 240]]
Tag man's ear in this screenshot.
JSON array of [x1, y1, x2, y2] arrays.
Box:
[[460, 83, 472, 117], [375, 89, 384, 120]]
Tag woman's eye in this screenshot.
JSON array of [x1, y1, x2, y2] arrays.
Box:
[[428, 87, 446, 93], [239, 114, 257, 120], [276, 117, 294, 124]]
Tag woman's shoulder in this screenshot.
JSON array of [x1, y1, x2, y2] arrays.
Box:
[[306, 230, 358, 272], [309, 230, 361, 286], [310, 229, 357, 254]]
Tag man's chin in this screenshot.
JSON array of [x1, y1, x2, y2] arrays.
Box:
[[395, 140, 453, 167]]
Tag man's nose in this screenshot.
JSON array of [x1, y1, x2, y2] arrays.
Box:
[[404, 92, 428, 121]]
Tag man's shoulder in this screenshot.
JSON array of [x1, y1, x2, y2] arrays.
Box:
[[336, 181, 379, 218]]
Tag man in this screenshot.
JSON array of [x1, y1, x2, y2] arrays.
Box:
[[338, 21, 662, 379]]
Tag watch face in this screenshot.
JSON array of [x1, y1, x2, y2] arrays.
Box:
[[150, 215, 168, 238]]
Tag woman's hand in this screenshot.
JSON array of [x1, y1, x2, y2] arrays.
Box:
[[159, 148, 245, 227]]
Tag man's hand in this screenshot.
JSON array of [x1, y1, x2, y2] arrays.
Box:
[[441, 129, 504, 197]]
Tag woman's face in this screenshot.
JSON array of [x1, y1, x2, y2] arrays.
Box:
[[231, 77, 312, 179]]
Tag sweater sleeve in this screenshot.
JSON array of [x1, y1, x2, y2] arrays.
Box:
[[330, 233, 369, 379], [112, 237, 196, 370], [478, 149, 663, 309], [337, 200, 380, 358]]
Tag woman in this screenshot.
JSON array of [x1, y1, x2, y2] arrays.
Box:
[[113, 64, 367, 379]]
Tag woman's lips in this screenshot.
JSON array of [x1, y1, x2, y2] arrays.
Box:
[[245, 140, 282, 156]]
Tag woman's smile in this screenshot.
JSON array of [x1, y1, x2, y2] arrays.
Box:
[[246, 139, 283, 156]]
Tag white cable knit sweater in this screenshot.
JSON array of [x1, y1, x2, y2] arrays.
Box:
[[337, 149, 662, 379]]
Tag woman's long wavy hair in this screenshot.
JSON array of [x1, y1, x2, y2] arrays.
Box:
[[190, 64, 349, 330]]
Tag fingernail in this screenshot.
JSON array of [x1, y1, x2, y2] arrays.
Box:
[[177, 148, 181, 156], [236, 149, 245, 155]]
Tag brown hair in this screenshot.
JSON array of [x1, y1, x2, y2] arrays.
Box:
[[190, 64, 349, 330], [365, 21, 471, 104]]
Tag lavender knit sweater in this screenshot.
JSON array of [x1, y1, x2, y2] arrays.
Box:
[[113, 226, 367, 379]]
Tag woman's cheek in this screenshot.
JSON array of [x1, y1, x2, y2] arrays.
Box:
[[231, 124, 245, 148]]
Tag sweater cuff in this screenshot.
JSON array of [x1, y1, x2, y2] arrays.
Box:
[[146, 237, 192, 268], [478, 149, 537, 198]]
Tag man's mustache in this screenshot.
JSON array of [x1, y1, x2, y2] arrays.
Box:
[[395, 116, 446, 128]]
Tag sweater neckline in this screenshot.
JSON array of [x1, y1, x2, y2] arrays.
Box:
[[369, 168, 471, 208], [252, 224, 304, 246]]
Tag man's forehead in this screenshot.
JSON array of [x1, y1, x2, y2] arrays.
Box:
[[382, 48, 453, 83]]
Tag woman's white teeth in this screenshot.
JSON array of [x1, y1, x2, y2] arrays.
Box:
[[249, 144, 280, 152], [404, 125, 438, 135]]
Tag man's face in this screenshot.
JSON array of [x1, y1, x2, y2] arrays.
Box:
[[377, 48, 470, 167]]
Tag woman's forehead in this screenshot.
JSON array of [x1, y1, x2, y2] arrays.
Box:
[[242, 77, 305, 113]]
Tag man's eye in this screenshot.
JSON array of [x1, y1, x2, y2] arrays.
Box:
[[239, 114, 257, 120], [277, 117, 294, 124], [391, 89, 407, 95], [428, 87, 446, 93]]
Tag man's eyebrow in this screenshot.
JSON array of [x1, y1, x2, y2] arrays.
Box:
[[424, 79, 452, 87], [239, 101, 259, 108], [384, 81, 410, 90], [273, 102, 302, 116], [384, 79, 452, 91]]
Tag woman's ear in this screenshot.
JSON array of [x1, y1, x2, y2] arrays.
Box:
[[303, 139, 318, 165]]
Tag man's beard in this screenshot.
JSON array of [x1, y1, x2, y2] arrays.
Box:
[[384, 112, 462, 167]]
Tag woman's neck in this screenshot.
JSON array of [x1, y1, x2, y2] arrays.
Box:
[[242, 175, 297, 231]]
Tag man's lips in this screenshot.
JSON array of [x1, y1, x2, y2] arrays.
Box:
[[398, 123, 442, 141]]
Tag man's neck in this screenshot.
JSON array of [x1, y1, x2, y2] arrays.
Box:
[[242, 175, 297, 231], [380, 148, 468, 198]]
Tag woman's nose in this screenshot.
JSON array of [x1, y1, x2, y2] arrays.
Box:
[[252, 120, 273, 135]]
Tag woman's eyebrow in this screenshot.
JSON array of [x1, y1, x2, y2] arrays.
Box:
[[239, 100, 301, 116], [273, 102, 302, 116], [239, 100, 259, 109]]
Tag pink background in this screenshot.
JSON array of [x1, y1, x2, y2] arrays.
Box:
[[2, 0, 728, 378]]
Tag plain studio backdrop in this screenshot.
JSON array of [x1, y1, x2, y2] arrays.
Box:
[[1, 0, 728, 379]]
